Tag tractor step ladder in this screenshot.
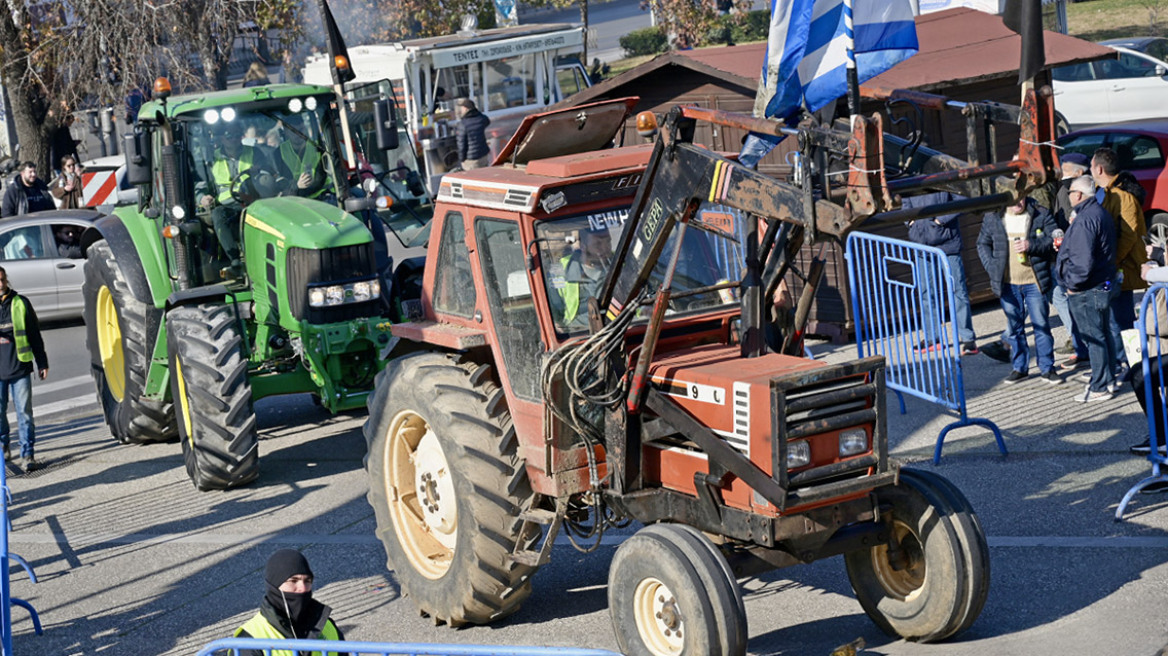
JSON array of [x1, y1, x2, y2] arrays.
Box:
[[510, 504, 563, 568]]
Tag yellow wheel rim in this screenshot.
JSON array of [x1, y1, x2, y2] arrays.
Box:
[[174, 359, 193, 445], [384, 409, 457, 580], [95, 286, 125, 402], [633, 577, 685, 655], [870, 519, 926, 600]]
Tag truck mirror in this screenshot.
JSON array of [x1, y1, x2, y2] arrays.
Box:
[[124, 130, 152, 187], [374, 99, 399, 151]]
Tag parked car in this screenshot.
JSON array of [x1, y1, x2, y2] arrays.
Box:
[[1100, 36, 1168, 62], [1051, 45, 1168, 129], [0, 209, 100, 321]]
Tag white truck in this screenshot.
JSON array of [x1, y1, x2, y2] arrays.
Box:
[[303, 22, 591, 193]]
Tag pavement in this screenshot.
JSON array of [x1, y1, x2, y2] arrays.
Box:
[[7, 300, 1168, 656]]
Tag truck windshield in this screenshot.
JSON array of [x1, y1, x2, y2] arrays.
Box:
[[186, 96, 340, 208], [537, 206, 742, 336]]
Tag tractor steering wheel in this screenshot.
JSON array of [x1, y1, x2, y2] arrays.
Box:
[[229, 169, 277, 205]]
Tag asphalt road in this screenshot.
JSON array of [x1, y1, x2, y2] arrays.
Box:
[[8, 303, 1168, 655]]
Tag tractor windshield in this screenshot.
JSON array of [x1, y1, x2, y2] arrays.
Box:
[[538, 205, 742, 336], [186, 95, 341, 211]]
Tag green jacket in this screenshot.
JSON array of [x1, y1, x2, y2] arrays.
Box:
[[234, 602, 343, 656], [211, 146, 257, 204]]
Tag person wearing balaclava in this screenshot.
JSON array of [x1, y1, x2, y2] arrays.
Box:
[[233, 548, 347, 656]]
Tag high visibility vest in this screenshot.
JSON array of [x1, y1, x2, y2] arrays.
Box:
[[10, 296, 31, 363], [559, 254, 581, 324], [233, 612, 342, 656], [279, 141, 323, 198], [211, 147, 256, 203]]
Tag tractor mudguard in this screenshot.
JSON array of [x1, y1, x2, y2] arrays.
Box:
[[81, 213, 172, 307], [166, 284, 233, 311]]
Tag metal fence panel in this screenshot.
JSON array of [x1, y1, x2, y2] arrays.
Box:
[[198, 638, 623, 656], [1117, 283, 1168, 520]]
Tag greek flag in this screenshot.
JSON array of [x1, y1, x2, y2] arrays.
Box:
[[741, 0, 918, 166]]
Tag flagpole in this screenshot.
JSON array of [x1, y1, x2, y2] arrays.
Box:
[[844, 0, 861, 120]]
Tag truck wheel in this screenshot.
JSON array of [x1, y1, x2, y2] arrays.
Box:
[[83, 240, 177, 444], [166, 303, 259, 490], [898, 468, 989, 638], [364, 352, 537, 625], [844, 472, 975, 642], [609, 524, 747, 656]]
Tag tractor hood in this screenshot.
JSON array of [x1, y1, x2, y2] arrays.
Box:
[[242, 197, 372, 249], [493, 97, 640, 166]]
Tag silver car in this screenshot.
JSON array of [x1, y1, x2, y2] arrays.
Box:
[[0, 209, 100, 320]]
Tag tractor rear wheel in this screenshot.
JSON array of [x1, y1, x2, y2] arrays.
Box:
[[608, 523, 748, 656], [844, 471, 982, 642], [166, 303, 259, 490], [82, 240, 176, 444], [364, 352, 537, 626]]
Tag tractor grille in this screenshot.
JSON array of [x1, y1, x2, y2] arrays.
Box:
[[287, 244, 380, 323]]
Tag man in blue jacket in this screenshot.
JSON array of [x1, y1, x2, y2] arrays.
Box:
[[907, 192, 977, 355], [977, 195, 1061, 385], [1056, 175, 1119, 402], [455, 98, 491, 170]]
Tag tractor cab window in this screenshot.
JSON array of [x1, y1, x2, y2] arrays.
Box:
[[432, 211, 477, 317], [537, 205, 741, 337], [476, 217, 542, 399]]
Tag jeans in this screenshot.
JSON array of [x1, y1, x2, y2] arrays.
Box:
[[211, 202, 243, 261], [999, 283, 1054, 374], [1051, 283, 1088, 359], [0, 375, 34, 459], [919, 253, 976, 344], [1068, 282, 1120, 392], [1108, 289, 1136, 367]]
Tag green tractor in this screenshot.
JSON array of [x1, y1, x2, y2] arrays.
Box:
[[81, 78, 403, 490]]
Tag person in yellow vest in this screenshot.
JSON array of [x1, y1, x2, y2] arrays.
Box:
[[276, 127, 327, 199], [0, 267, 47, 473], [198, 122, 263, 269], [234, 549, 346, 656], [555, 227, 612, 330]]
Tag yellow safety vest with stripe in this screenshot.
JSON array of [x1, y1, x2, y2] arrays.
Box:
[[279, 141, 323, 199], [559, 254, 581, 324], [211, 147, 256, 204], [10, 296, 32, 363], [233, 612, 342, 656]]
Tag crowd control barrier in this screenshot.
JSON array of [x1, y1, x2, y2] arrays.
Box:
[[198, 638, 623, 656], [1117, 283, 1168, 520], [1, 457, 43, 655], [845, 232, 1005, 463]]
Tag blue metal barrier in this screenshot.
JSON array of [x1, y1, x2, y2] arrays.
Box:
[[845, 232, 1006, 463], [1, 455, 42, 655], [197, 638, 622, 656], [1117, 283, 1168, 520]]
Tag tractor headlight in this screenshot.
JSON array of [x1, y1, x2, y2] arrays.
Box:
[[786, 440, 811, 470], [839, 428, 868, 457], [308, 278, 382, 307]]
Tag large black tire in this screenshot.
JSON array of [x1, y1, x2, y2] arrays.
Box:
[[898, 468, 990, 638], [166, 303, 259, 490], [82, 240, 177, 444], [609, 524, 748, 656], [364, 352, 537, 625], [844, 472, 977, 642]]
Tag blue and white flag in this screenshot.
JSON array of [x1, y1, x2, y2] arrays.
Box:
[[740, 0, 919, 167]]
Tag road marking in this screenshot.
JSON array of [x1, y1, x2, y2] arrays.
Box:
[[31, 375, 91, 395], [9, 532, 1168, 549]]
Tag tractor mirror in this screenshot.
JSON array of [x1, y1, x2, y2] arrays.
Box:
[[124, 129, 152, 186], [374, 99, 399, 151]]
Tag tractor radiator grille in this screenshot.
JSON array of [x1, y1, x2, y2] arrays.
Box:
[[287, 244, 380, 323]]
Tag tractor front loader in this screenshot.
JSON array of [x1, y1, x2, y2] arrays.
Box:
[[362, 87, 1058, 654]]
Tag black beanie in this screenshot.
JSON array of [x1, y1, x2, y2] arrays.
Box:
[[265, 549, 313, 588]]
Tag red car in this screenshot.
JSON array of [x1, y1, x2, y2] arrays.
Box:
[[1058, 119, 1168, 245]]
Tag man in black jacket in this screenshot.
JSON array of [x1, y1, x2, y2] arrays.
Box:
[[455, 98, 491, 170], [977, 196, 1060, 385], [907, 192, 978, 355], [1057, 175, 1120, 402], [0, 267, 48, 472], [1, 162, 54, 218]]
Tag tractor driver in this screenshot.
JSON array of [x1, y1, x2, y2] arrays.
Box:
[[198, 122, 262, 269], [555, 227, 613, 330], [276, 124, 327, 200]]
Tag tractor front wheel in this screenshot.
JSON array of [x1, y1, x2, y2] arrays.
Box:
[[166, 303, 259, 490], [364, 352, 537, 626], [844, 469, 986, 642], [82, 240, 176, 444]]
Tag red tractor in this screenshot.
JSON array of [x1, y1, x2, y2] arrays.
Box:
[[362, 91, 1058, 654]]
